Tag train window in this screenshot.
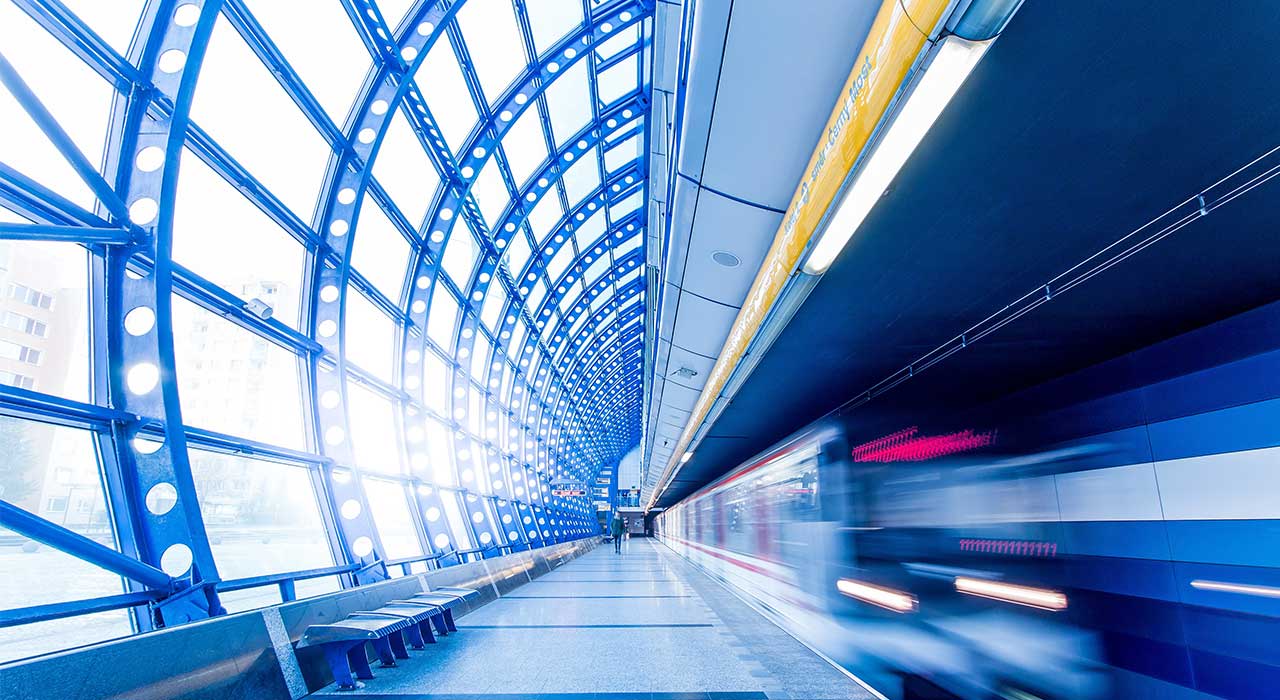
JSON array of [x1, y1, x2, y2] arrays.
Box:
[[775, 460, 820, 522]]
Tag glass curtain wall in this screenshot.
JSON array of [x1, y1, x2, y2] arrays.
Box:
[[0, 0, 649, 662]]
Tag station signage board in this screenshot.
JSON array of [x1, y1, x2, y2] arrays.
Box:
[[551, 488, 588, 497]]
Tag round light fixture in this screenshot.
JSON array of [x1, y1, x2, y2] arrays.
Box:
[[711, 250, 740, 268]]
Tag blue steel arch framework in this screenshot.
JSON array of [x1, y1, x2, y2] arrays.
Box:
[[0, 0, 651, 654]]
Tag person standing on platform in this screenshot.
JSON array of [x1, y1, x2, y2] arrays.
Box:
[[610, 512, 625, 554]]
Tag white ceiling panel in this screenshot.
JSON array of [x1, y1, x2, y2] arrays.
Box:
[[672, 0, 731, 180], [658, 281, 682, 338], [663, 343, 716, 392], [670, 292, 736, 358], [699, 0, 879, 209], [683, 190, 781, 306], [662, 176, 700, 287], [655, 378, 700, 413]]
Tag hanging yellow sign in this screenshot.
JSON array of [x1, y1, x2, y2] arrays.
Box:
[[654, 0, 953, 503]]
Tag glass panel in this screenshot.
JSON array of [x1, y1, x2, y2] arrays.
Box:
[[0, 417, 128, 662], [438, 489, 474, 550], [375, 0, 415, 28], [189, 448, 333, 577], [294, 575, 341, 600], [171, 296, 306, 449], [526, 279, 546, 313], [568, 312, 587, 338], [427, 285, 459, 348], [543, 60, 591, 147], [502, 107, 548, 188], [468, 447, 492, 494], [586, 256, 609, 285], [561, 152, 600, 207], [442, 222, 479, 288], [597, 53, 638, 105], [60, 0, 147, 56], [471, 332, 491, 382], [343, 287, 396, 382], [480, 282, 507, 332], [612, 115, 644, 138], [422, 350, 449, 413], [468, 388, 484, 434], [574, 208, 606, 248], [242, 0, 370, 125], [416, 36, 477, 153], [527, 194, 563, 243], [347, 381, 402, 474], [192, 17, 331, 218], [0, 242, 89, 402], [218, 586, 281, 613], [604, 133, 641, 172], [616, 231, 642, 255], [558, 289, 576, 313], [424, 419, 455, 486], [456, 0, 527, 105], [546, 242, 574, 281], [611, 190, 643, 219], [510, 320, 527, 355], [362, 477, 423, 559], [0, 2, 115, 209], [528, 0, 582, 56], [351, 196, 410, 301], [174, 149, 306, 328], [471, 156, 509, 230], [504, 229, 533, 277], [595, 25, 640, 61], [373, 108, 441, 227]]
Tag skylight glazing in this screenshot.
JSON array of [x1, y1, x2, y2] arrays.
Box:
[[0, 0, 650, 661]]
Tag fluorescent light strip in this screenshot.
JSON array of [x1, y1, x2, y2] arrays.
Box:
[[836, 578, 918, 613], [803, 36, 991, 274], [1191, 579, 1280, 599], [954, 576, 1067, 611]]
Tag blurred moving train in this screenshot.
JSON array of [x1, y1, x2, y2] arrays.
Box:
[[657, 301, 1280, 700]]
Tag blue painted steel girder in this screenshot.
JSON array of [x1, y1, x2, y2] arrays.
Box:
[[99, 0, 232, 628], [0, 0, 651, 639]]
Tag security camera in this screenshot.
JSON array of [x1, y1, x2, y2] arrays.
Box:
[[244, 298, 274, 321]]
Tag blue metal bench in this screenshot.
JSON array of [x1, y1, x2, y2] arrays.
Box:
[[392, 594, 463, 633], [432, 585, 481, 604], [299, 585, 480, 691], [401, 586, 480, 632], [355, 602, 448, 646], [296, 616, 414, 691]]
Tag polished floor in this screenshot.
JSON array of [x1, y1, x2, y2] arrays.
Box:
[[313, 538, 874, 699]]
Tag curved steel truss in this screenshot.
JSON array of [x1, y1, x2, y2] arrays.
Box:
[[0, 0, 650, 657]]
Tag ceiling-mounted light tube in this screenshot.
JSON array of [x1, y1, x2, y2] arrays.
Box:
[[803, 36, 991, 275], [680, 451, 693, 464]]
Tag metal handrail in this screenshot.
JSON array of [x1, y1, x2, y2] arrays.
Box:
[[217, 563, 361, 593], [0, 590, 164, 629]]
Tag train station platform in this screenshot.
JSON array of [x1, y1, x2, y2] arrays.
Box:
[[312, 539, 873, 700]]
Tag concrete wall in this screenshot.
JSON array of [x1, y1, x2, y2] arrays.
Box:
[[0, 539, 596, 700]]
